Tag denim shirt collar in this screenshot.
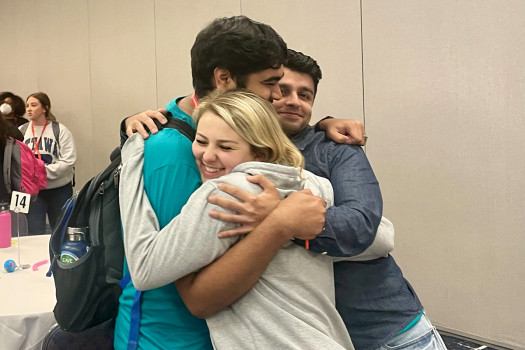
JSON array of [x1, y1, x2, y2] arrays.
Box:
[[289, 126, 316, 151]]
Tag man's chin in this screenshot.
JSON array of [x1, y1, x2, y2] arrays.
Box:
[[281, 123, 301, 136]]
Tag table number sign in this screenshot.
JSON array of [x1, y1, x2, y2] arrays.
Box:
[[10, 191, 31, 214]]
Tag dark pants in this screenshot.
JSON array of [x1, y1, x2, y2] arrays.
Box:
[[27, 183, 73, 235]]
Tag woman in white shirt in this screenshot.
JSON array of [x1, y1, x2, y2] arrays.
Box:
[[20, 92, 76, 235]]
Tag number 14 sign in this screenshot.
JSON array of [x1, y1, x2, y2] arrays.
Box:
[[10, 191, 31, 214]]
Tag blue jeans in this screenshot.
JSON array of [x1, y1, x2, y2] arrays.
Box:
[[27, 183, 73, 235], [377, 313, 448, 350]]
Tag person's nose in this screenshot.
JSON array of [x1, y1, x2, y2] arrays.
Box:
[[270, 84, 282, 102], [285, 92, 300, 106], [202, 146, 217, 163]]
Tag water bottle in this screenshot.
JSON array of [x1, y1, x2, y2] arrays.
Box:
[[60, 227, 88, 263], [0, 204, 12, 248]]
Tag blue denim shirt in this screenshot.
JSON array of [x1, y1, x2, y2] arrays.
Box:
[[291, 127, 423, 350]]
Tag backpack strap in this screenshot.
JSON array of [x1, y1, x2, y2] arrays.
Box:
[[20, 121, 60, 144], [51, 121, 60, 147], [19, 121, 60, 143], [3, 139, 14, 195], [19, 122, 29, 137], [121, 114, 194, 348], [153, 112, 196, 142], [50, 121, 75, 186]]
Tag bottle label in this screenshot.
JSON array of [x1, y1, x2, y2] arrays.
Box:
[[60, 251, 79, 264]]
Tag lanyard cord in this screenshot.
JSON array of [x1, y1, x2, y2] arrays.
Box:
[[31, 120, 49, 160], [191, 92, 199, 107]]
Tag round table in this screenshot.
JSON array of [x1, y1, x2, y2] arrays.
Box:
[[0, 234, 56, 350]]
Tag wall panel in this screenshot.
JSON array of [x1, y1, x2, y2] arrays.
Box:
[[0, 0, 40, 96], [154, 0, 240, 108], [87, 0, 157, 179], [242, 0, 364, 122], [363, 1, 525, 348]]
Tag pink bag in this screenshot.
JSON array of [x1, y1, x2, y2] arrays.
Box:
[[3, 138, 47, 197]]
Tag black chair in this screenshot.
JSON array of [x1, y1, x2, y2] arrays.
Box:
[[41, 323, 114, 350]]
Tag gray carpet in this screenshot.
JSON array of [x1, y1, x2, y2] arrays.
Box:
[[441, 334, 501, 350]]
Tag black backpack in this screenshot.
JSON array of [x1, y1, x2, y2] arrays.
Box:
[[47, 115, 195, 332]]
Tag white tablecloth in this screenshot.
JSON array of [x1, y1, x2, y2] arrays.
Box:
[[0, 235, 56, 350]]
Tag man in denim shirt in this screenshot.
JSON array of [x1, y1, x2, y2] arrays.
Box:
[[278, 50, 447, 350], [213, 49, 447, 350]]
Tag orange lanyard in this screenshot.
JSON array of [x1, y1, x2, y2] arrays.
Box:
[[31, 120, 49, 160]]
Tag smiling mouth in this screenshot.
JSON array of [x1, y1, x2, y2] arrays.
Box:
[[279, 111, 302, 119], [204, 165, 222, 173]]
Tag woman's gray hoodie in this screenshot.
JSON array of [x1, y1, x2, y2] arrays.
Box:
[[120, 135, 393, 349]]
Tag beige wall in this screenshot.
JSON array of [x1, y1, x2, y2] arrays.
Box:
[[1, 0, 523, 348], [363, 2, 525, 348]]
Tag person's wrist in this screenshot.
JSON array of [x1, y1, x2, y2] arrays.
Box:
[[314, 116, 333, 132], [265, 208, 295, 241]]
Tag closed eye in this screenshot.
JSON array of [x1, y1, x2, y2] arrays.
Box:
[[299, 92, 313, 101]]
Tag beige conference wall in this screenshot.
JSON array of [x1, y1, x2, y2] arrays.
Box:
[[362, 1, 525, 349], [1, 0, 524, 348]]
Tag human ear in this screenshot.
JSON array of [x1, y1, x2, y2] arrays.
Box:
[[213, 67, 237, 91], [253, 150, 268, 162]]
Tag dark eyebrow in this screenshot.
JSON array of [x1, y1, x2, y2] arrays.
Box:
[[263, 73, 284, 83]]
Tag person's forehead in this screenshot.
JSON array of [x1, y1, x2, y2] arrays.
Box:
[[281, 68, 314, 91]]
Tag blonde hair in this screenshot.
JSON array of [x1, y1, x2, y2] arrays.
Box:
[[193, 89, 304, 169]]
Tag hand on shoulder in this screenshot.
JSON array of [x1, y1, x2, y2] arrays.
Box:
[[125, 109, 168, 139]]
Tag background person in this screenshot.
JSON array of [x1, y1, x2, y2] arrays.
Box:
[[0, 116, 22, 202], [1, 91, 28, 127], [20, 92, 76, 235]]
